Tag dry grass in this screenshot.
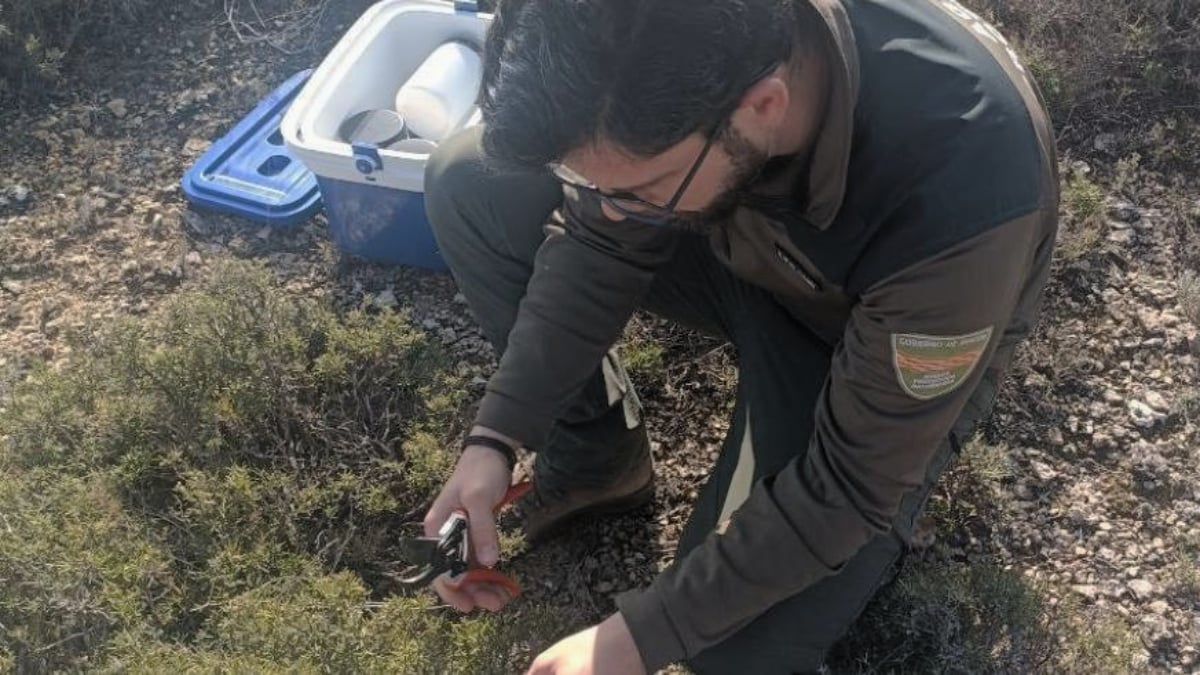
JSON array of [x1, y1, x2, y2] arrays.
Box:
[[1057, 172, 1107, 261], [1180, 270, 1200, 329], [926, 437, 1017, 531], [1171, 533, 1200, 603], [832, 561, 1145, 673]]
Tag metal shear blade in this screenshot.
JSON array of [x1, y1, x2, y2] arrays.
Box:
[[395, 481, 534, 595], [396, 538, 449, 586]]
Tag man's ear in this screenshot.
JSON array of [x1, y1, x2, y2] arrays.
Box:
[[731, 71, 791, 141]]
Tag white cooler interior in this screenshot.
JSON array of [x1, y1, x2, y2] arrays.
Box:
[[283, 0, 491, 190]]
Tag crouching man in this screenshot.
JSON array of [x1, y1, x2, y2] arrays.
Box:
[[421, 0, 1059, 672]]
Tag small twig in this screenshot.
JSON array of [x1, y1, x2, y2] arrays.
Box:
[[223, 0, 333, 55], [33, 630, 89, 655], [328, 522, 355, 570]]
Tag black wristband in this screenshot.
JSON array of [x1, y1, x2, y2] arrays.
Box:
[[462, 434, 517, 472]]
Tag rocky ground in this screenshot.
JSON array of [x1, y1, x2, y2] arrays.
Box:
[[1, 3, 1198, 672], [931, 187, 1200, 670]]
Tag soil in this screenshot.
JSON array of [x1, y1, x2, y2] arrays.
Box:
[[1, 3, 1197, 672]]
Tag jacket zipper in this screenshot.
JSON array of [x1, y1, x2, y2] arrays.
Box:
[[775, 245, 821, 291]]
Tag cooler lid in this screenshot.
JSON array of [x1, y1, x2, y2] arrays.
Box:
[[181, 69, 322, 227]]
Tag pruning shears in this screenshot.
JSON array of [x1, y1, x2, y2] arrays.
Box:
[[396, 481, 533, 597]]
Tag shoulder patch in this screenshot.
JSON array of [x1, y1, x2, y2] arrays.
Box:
[[891, 328, 994, 400]]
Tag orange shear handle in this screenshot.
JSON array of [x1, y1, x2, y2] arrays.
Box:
[[498, 480, 533, 510], [450, 567, 524, 598], [447, 480, 533, 598]]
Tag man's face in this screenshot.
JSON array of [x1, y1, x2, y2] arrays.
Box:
[[560, 123, 770, 234]]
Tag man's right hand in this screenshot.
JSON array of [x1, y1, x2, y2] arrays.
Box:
[[422, 426, 519, 613]]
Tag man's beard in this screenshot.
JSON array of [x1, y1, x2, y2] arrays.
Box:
[[671, 125, 769, 235]]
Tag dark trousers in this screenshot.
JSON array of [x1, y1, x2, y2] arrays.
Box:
[[424, 127, 960, 674]]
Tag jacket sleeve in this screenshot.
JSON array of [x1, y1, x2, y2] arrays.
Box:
[[473, 186, 680, 449], [614, 208, 1050, 670]]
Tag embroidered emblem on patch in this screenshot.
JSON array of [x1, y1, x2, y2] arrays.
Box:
[[892, 328, 994, 400]]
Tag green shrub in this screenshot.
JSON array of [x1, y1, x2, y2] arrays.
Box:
[[834, 560, 1146, 673], [967, 0, 1200, 124], [832, 563, 1054, 673], [0, 0, 153, 98], [831, 432, 1148, 674], [1054, 603, 1145, 673], [102, 572, 559, 673], [0, 468, 179, 671], [621, 339, 666, 385], [0, 261, 568, 671], [98, 571, 560, 673], [3, 260, 460, 498]]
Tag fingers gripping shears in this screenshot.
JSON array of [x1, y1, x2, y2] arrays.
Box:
[[397, 481, 533, 597]]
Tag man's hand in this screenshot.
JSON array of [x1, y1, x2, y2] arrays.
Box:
[[422, 426, 518, 613], [525, 612, 646, 675]]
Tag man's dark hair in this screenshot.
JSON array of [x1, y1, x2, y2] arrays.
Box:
[[479, 0, 815, 170]]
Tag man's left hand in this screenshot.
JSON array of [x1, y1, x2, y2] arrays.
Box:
[[525, 612, 647, 675]]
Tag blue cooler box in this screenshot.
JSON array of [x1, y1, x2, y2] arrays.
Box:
[[281, 0, 491, 270], [315, 171, 441, 270]]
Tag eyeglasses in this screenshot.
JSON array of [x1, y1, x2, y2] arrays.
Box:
[[549, 62, 781, 226], [550, 133, 718, 226]]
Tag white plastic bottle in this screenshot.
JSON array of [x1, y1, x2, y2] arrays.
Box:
[[394, 41, 482, 142]]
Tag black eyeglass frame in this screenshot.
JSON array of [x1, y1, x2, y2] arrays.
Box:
[[548, 61, 782, 226]]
